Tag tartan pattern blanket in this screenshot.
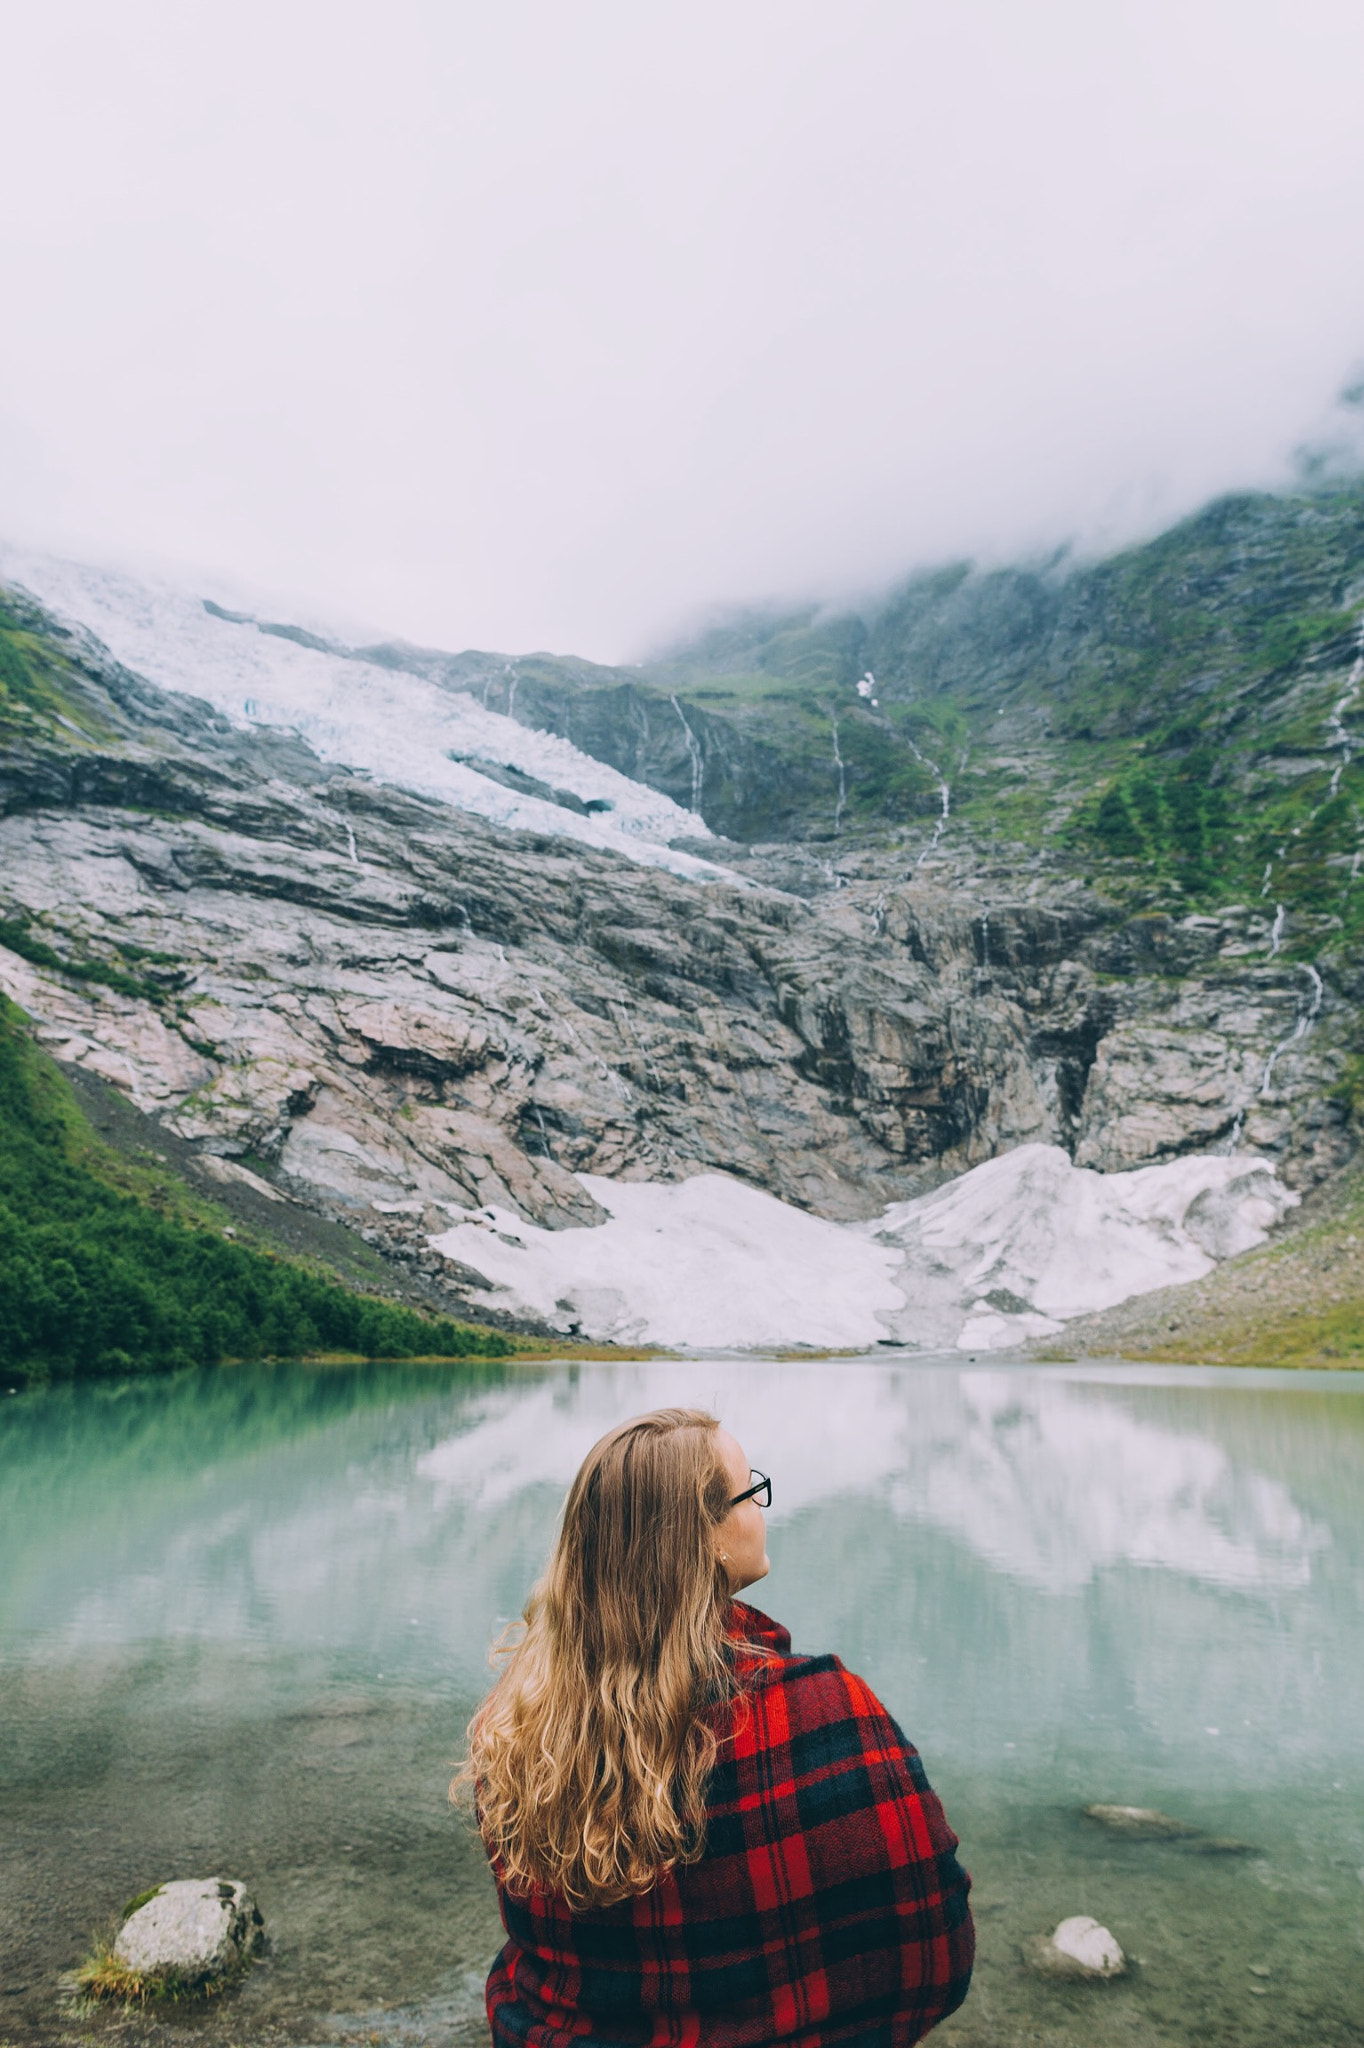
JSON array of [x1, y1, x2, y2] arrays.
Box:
[[485, 1603, 974, 2046]]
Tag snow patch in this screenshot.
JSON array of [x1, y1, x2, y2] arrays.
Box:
[[866, 1142, 1298, 1351], [427, 1142, 1296, 1351], [1, 552, 728, 881], [429, 1174, 904, 1349]]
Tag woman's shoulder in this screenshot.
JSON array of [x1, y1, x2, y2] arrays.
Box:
[[728, 1603, 890, 1720], [721, 1605, 940, 1825]]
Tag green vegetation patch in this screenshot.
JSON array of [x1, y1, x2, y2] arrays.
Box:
[[73, 1925, 237, 2008], [0, 591, 107, 739], [0, 998, 510, 1380], [1071, 746, 1364, 927], [0, 910, 175, 1004], [1139, 1294, 1364, 1370]]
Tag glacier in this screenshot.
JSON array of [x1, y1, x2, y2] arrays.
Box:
[[0, 549, 728, 880]]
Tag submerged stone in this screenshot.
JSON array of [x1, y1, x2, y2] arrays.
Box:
[[1083, 1801, 1200, 1839], [1180, 1834, 1261, 1856], [1023, 1915, 1127, 1980], [112, 1877, 263, 1986]]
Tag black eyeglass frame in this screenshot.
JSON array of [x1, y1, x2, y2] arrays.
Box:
[[728, 1469, 772, 1510]]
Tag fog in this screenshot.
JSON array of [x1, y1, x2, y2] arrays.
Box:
[[2, 1, 1363, 661]]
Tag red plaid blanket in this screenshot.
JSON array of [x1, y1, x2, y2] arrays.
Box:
[[485, 1603, 974, 2046]]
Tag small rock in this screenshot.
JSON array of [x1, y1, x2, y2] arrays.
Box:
[[113, 1878, 263, 1986], [1083, 1802, 1200, 1839], [1023, 1915, 1127, 1980], [1249, 1963, 1271, 1978]]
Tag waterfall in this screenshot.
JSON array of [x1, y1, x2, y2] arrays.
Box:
[[670, 695, 705, 815], [1327, 617, 1364, 796], [1268, 903, 1285, 956], [830, 713, 847, 835], [345, 821, 359, 867], [1259, 962, 1324, 1099], [903, 737, 951, 865]]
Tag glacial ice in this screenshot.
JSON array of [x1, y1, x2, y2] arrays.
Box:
[[0, 551, 728, 881], [426, 1142, 1297, 1352], [429, 1174, 905, 1350], [866, 1141, 1298, 1351]]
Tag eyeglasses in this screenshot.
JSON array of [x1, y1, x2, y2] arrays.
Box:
[[728, 1469, 771, 1510]]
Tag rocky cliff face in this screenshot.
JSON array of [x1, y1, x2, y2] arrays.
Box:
[[0, 583, 1351, 1328], [219, 484, 1364, 880]]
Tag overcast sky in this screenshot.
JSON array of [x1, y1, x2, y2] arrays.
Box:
[[3, 1, 1364, 661]]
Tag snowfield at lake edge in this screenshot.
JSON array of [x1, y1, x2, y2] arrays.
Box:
[[428, 1143, 1298, 1350]]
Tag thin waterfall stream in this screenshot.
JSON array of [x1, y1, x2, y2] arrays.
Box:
[[904, 735, 951, 863], [670, 695, 705, 815], [830, 711, 847, 835], [1259, 962, 1324, 1099]]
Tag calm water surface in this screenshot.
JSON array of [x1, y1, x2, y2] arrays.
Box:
[[1, 1357, 1362, 2047]]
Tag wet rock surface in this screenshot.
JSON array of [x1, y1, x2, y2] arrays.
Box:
[[1083, 1803, 1201, 1840], [1083, 1804, 1260, 1856]]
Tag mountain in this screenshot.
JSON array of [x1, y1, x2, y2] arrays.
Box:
[[207, 480, 1364, 917], [2, 481, 1362, 1360]]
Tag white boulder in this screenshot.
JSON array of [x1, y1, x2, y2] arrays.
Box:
[[1024, 1914, 1126, 1980], [113, 1878, 263, 1985]]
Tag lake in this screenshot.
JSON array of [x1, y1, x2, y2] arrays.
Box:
[[2, 1357, 1362, 2046]]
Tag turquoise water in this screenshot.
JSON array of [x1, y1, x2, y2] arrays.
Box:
[[1, 1357, 1362, 2046]]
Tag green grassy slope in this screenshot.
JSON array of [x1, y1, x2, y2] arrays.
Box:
[[0, 585, 128, 746], [0, 998, 511, 1380], [646, 481, 1364, 924], [413, 478, 1364, 885]]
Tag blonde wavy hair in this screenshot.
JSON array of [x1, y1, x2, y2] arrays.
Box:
[[456, 1407, 736, 1910]]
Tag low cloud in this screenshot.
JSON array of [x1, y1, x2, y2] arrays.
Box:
[[2, 1, 1364, 661]]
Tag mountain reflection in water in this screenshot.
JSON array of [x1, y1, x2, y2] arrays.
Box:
[[417, 1363, 1327, 1592], [1, 1358, 1362, 2048]]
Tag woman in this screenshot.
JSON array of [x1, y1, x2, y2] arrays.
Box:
[[460, 1406, 973, 2046]]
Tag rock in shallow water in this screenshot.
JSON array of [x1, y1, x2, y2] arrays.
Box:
[[1083, 1801, 1200, 1839], [112, 1877, 263, 1985], [1180, 1834, 1261, 1856], [1023, 1915, 1127, 1980]]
